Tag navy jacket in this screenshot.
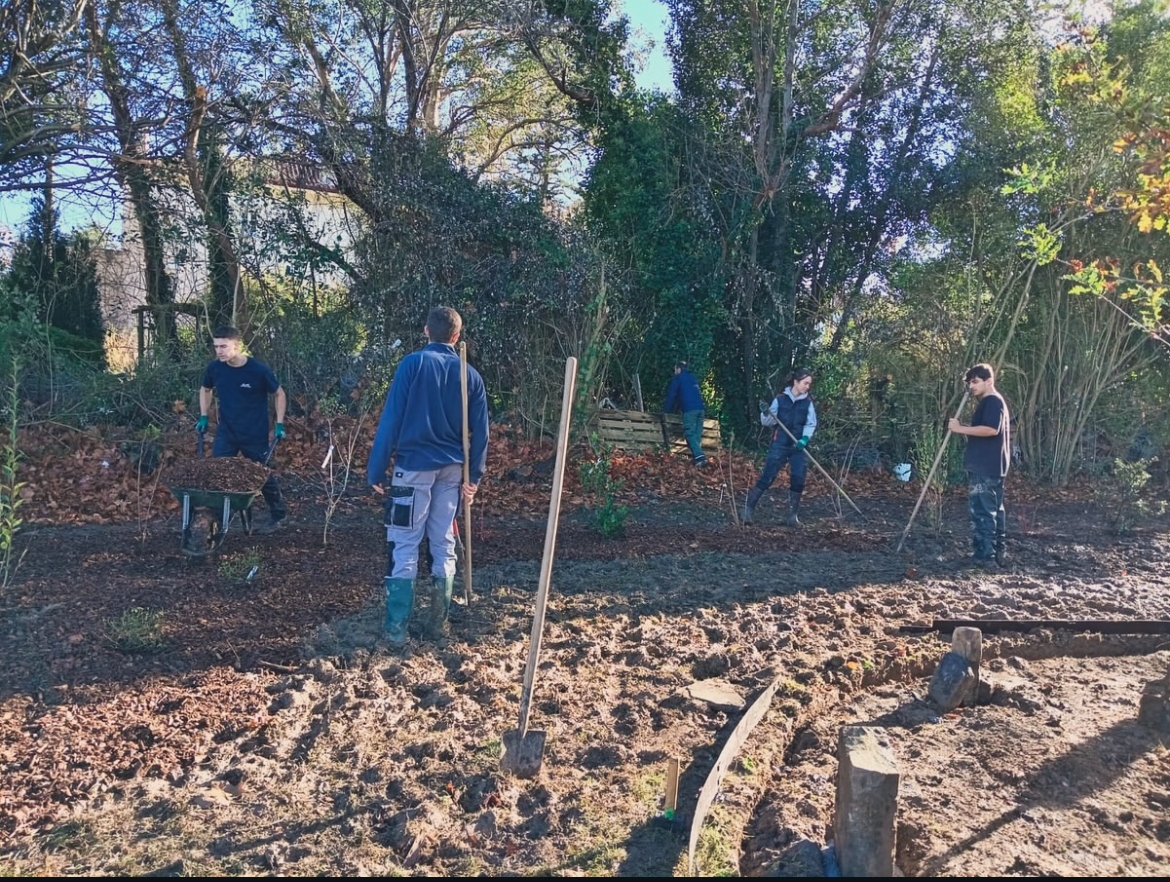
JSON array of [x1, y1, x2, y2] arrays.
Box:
[[664, 369, 705, 413], [367, 343, 489, 486], [765, 388, 817, 444]]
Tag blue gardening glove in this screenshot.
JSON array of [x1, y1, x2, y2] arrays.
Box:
[[795, 436, 808, 450], [274, 422, 285, 440], [195, 415, 209, 434]]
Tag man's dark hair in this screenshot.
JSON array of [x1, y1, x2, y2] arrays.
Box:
[[674, 360, 688, 371], [212, 326, 242, 341], [965, 363, 994, 382], [426, 307, 462, 343]]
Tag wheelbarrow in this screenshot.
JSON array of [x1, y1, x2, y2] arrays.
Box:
[[168, 433, 277, 556]]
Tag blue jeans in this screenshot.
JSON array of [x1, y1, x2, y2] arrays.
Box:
[[754, 438, 808, 494], [967, 471, 1006, 560]]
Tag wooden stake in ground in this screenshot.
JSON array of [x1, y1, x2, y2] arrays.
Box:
[[459, 342, 473, 605], [895, 391, 969, 554]]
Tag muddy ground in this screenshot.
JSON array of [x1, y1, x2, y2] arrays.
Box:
[[1, 457, 1170, 876]]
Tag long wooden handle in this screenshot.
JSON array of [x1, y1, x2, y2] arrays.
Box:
[[895, 390, 970, 553], [516, 356, 577, 737], [771, 419, 863, 516], [460, 343, 473, 605]]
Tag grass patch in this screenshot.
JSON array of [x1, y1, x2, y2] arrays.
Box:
[[217, 548, 262, 583], [692, 804, 739, 876], [103, 607, 166, 654]]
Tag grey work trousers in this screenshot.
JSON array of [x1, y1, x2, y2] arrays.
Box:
[[385, 464, 462, 580]]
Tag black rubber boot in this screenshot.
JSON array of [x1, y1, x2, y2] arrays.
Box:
[[742, 487, 764, 525], [785, 491, 802, 527]]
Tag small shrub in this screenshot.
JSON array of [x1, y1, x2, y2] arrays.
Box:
[[580, 436, 628, 538], [0, 351, 25, 592], [104, 607, 167, 654], [593, 497, 629, 537], [1097, 457, 1166, 534]]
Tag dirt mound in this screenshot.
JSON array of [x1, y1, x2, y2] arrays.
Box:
[[165, 457, 270, 492]]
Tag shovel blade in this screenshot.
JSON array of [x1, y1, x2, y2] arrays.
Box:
[[499, 728, 547, 778]]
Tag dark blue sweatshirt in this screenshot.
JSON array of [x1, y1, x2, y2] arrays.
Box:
[[367, 343, 489, 486], [664, 369, 705, 413]]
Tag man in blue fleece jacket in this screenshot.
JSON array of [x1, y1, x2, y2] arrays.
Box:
[[663, 361, 708, 466], [368, 306, 489, 646]]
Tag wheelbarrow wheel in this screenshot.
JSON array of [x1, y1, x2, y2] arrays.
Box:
[[181, 509, 226, 557]]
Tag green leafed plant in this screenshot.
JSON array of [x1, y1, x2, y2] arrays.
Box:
[[1097, 457, 1166, 534], [0, 350, 26, 592]]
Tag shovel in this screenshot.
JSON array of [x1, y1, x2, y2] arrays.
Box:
[[500, 356, 577, 778]]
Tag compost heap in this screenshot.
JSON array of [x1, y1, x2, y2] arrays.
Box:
[[166, 456, 269, 492]]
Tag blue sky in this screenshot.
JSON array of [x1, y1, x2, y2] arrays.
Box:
[[624, 0, 674, 92]]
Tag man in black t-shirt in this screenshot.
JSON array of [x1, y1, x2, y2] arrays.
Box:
[[948, 363, 1010, 566], [197, 326, 288, 532]]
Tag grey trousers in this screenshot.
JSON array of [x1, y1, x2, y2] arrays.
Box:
[[385, 463, 462, 580]]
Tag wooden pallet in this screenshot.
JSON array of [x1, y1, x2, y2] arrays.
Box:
[[591, 409, 720, 453]]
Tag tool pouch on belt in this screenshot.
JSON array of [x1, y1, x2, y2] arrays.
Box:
[[383, 480, 415, 528]]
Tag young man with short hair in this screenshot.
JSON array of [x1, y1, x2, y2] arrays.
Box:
[[949, 363, 1011, 566], [368, 306, 489, 647], [197, 326, 288, 532]]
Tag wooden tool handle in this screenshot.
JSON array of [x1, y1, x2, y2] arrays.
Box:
[[516, 356, 577, 736]]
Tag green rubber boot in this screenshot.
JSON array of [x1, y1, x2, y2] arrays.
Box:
[[383, 577, 414, 647], [426, 575, 454, 640]]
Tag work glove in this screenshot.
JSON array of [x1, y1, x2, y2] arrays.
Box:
[[795, 436, 809, 450], [274, 422, 285, 440], [195, 415, 209, 434]]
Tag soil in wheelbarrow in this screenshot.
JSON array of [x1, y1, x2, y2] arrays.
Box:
[[165, 456, 269, 492]]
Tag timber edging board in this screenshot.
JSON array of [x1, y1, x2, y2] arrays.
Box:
[[591, 409, 721, 453]]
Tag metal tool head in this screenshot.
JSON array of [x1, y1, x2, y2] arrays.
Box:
[[499, 727, 547, 778]]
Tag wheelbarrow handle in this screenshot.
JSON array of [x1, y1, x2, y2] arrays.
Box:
[[263, 436, 280, 466]]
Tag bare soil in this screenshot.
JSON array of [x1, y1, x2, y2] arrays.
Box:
[[2, 456, 1170, 877]]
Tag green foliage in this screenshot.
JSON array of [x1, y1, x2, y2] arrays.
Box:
[[592, 496, 629, 538], [1096, 457, 1166, 534], [217, 549, 262, 583], [580, 435, 628, 538], [103, 607, 166, 654], [1, 201, 105, 354], [0, 351, 26, 592]]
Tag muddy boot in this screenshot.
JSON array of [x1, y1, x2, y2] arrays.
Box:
[[383, 577, 414, 648], [785, 491, 802, 527], [742, 487, 764, 525], [425, 575, 454, 640]]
